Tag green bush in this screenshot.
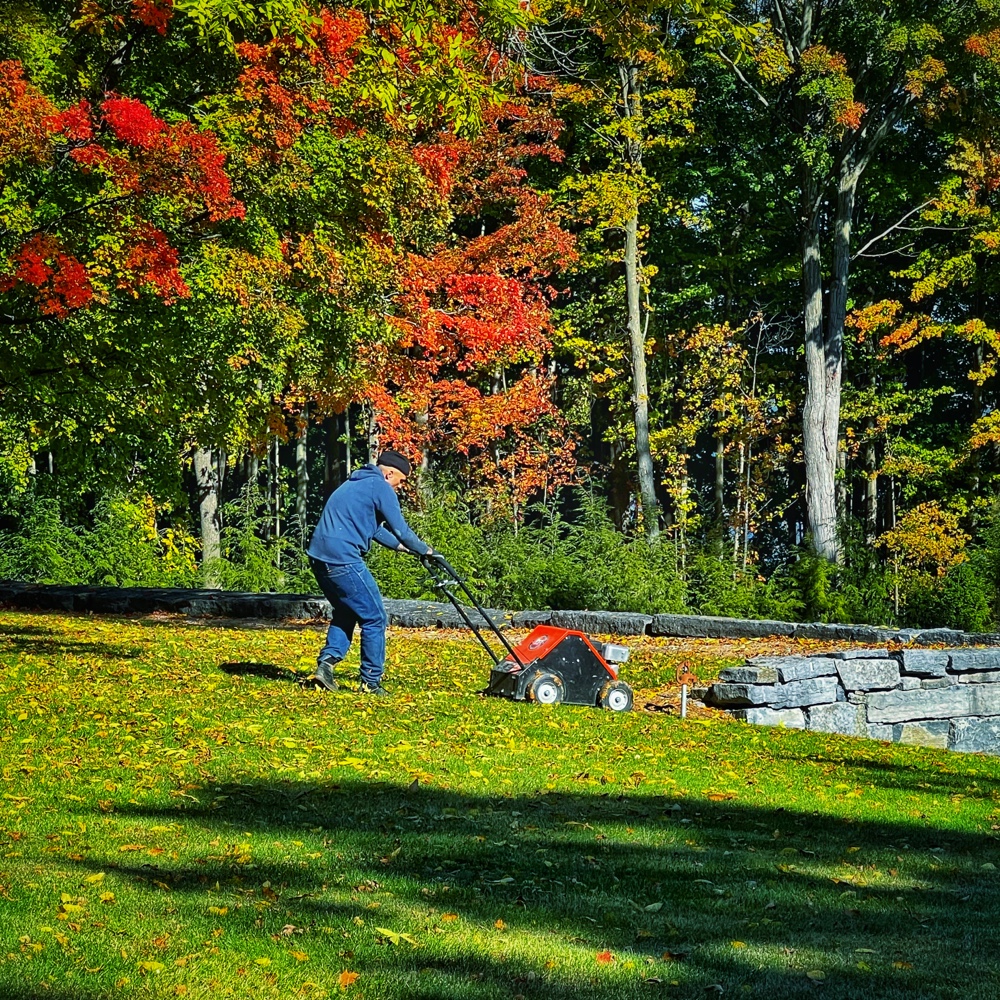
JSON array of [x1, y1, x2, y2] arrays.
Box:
[[902, 557, 995, 632]]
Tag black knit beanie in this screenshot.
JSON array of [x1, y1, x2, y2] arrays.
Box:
[[376, 450, 411, 476]]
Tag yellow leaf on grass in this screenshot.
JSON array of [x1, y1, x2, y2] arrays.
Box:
[[441, 913, 458, 922], [84, 873, 105, 884], [208, 907, 228, 916], [893, 961, 913, 970], [119, 844, 145, 852], [100, 892, 115, 903], [338, 970, 360, 988], [494, 919, 506, 930], [731, 941, 747, 949], [290, 950, 309, 962], [139, 961, 164, 973], [254, 957, 271, 966]]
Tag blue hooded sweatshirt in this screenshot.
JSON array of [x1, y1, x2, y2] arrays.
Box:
[[307, 464, 430, 565]]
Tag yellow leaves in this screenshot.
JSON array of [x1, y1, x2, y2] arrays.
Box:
[[138, 960, 165, 973], [376, 927, 417, 946], [879, 501, 969, 575], [493, 919, 506, 930], [338, 970, 360, 989], [207, 906, 228, 916], [100, 891, 115, 904], [84, 872, 105, 884], [731, 940, 747, 949], [254, 957, 271, 966], [289, 949, 309, 962], [441, 913, 458, 922]]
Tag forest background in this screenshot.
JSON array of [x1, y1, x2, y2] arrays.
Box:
[[3, 0, 1000, 631]]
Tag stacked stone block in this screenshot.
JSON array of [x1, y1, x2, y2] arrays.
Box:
[[704, 647, 1000, 754]]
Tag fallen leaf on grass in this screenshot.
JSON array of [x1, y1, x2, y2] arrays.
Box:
[[494, 919, 506, 930], [893, 961, 912, 970], [138, 961, 164, 973], [441, 913, 458, 922], [806, 970, 826, 981], [289, 950, 309, 962], [207, 906, 228, 916], [254, 957, 271, 966], [644, 902, 663, 912], [84, 873, 105, 884], [596, 950, 615, 964], [376, 927, 417, 946], [338, 970, 360, 988], [731, 941, 746, 949]]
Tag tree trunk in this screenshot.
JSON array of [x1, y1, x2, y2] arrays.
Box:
[[800, 170, 840, 562], [864, 420, 878, 543], [194, 446, 221, 588], [295, 418, 308, 540], [625, 210, 659, 540], [620, 62, 659, 540], [714, 436, 725, 554]]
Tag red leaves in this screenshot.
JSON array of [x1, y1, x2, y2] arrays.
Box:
[[131, 0, 174, 34], [596, 949, 615, 964], [47, 100, 94, 141], [4, 234, 94, 318], [93, 98, 244, 221], [120, 224, 189, 302]]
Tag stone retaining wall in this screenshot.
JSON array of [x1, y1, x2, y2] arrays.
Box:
[[703, 647, 1000, 754], [3, 580, 1000, 647]]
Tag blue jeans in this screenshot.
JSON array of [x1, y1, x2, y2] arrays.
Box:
[[310, 558, 388, 686]]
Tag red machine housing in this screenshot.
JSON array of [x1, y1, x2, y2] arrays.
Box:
[[485, 625, 633, 711]]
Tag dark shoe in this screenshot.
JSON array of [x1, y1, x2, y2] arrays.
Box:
[[358, 680, 389, 698], [309, 656, 339, 691]]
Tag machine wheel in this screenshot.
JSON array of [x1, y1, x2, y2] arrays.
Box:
[[527, 671, 564, 705], [598, 679, 633, 712]]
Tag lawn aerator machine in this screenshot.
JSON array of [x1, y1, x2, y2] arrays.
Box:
[[421, 554, 634, 712]]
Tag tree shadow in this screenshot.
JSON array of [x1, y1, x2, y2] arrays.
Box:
[[61, 779, 1000, 1000], [0, 628, 144, 660], [218, 661, 305, 682], [772, 746, 1000, 799]]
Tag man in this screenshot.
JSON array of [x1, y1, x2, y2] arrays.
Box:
[[305, 449, 434, 696]]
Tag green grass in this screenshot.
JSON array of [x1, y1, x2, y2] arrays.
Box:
[[2, 612, 1000, 1000]]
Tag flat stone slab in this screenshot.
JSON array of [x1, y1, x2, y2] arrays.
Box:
[[958, 671, 1000, 684], [732, 707, 805, 728], [511, 610, 551, 628], [836, 658, 901, 692], [807, 702, 866, 736], [549, 610, 652, 636], [867, 687, 975, 724], [950, 717, 1000, 754], [895, 649, 950, 678], [947, 649, 1000, 673], [900, 676, 920, 690], [649, 614, 794, 638], [707, 676, 838, 710], [921, 676, 958, 689], [829, 648, 890, 660], [718, 665, 779, 684], [898, 720, 950, 749], [746, 656, 837, 682], [867, 723, 895, 741]]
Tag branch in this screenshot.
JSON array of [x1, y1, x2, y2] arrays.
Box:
[[852, 201, 932, 259], [716, 49, 770, 109]]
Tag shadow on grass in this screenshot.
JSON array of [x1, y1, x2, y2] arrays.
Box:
[[0, 621, 144, 660], [219, 661, 304, 682], [62, 779, 1000, 1000], [773, 746, 1000, 801]]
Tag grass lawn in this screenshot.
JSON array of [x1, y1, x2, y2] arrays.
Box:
[[2, 611, 1000, 1000]]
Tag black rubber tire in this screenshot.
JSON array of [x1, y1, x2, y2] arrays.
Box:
[[598, 679, 633, 712], [527, 671, 564, 705]]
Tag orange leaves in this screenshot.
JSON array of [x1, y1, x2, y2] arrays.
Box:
[[797, 45, 865, 133], [0, 60, 56, 168], [966, 28, 1000, 64], [338, 970, 360, 989], [595, 949, 615, 964]]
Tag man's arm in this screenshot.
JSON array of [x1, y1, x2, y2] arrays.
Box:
[[374, 481, 431, 554]]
